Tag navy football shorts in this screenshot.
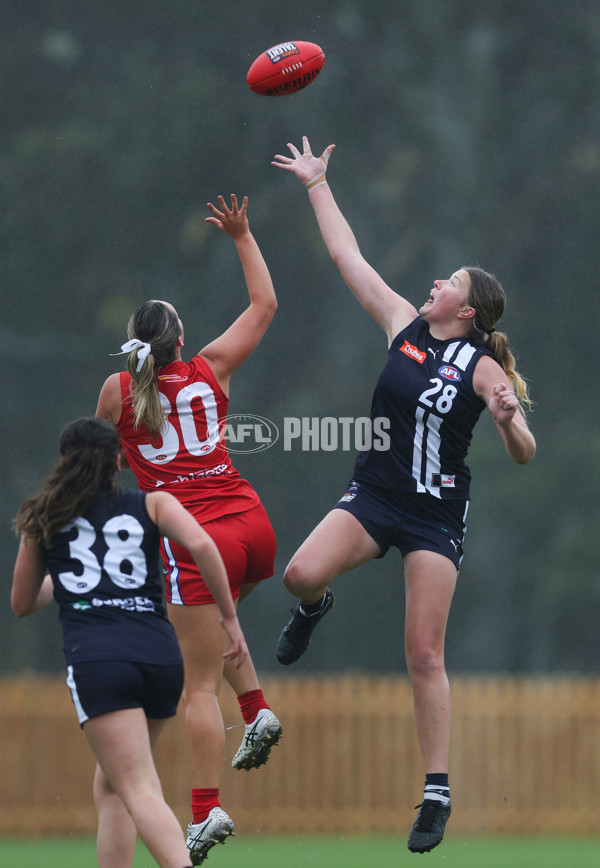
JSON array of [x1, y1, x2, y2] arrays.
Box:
[[333, 478, 469, 570], [65, 660, 184, 727]]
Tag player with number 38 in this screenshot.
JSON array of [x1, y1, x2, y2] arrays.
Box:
[[12, 417, 248, 868]]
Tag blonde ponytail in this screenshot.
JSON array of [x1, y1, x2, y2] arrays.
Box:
[[487, 331, 532, 410], [464, 266, 533, 412], [124, 301, 181, 434]]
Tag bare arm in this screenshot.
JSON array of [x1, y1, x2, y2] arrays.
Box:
[[95, 374, 131, 466], [199, 194, 277, 393], [272, 136, 418, 344], [473, 355, 536, 465], [146, 491, 248, 668], [96, 373, 122, 425], [12, 537, 55, 617]]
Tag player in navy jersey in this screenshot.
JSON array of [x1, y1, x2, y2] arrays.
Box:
[[12, 418, 247, 868], [96, 193, 280, 863], [272, 137, 536, 853]]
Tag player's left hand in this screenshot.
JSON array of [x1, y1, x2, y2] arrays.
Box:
[[206, 194, 249, 238], [489, 382, 520, 425], [272, 135, 335, 186]]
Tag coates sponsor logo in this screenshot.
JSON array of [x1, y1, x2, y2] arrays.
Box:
[[266, 42, 300, 64], [158, 374, 188, 383], [438, 365, 462, 382], [399, 340, 426, 363]]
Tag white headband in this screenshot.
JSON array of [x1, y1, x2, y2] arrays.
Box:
[[110, 338, 152, 373]]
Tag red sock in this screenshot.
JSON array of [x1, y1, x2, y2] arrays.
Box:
[[237, 688, 269, 725], [191, 788, 220, 824]]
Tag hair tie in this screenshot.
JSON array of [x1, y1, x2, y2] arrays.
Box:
[[110, 338, 152, 372]]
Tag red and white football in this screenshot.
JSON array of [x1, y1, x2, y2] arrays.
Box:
[[246, 41, 325, 97]]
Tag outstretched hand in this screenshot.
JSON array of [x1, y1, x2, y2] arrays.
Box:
[[272, 135, 335, 186], [206, 193, 249, 238]]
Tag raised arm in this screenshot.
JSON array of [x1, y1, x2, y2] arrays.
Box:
[[199, 194, 277, 392], [272, 136, 418, 344], [146, 491, 249, 668], [473, 355, 536, 465]]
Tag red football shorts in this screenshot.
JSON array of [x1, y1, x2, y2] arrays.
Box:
[[161, 502, 276, 606]]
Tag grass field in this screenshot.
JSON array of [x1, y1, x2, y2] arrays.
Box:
[[0, 835, 598, 868]]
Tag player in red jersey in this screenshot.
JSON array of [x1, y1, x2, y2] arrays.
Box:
[[96, 194, 280, 866]]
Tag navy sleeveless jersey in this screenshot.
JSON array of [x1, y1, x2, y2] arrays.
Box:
[[352, 317, 493, 500], [41, 488, 182, 665]]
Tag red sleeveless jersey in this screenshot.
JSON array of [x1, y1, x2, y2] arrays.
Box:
[[116, 355, 259, 522]]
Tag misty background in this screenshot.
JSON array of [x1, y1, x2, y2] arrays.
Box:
[[2, 0, 599, 677]]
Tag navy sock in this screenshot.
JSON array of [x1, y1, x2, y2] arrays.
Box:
[[426, 773, 449, 788], [299, 594, 327, 615], [424, 773, 450, 804]]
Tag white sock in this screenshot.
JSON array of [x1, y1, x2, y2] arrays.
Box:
[[424, 784, 450, 806]]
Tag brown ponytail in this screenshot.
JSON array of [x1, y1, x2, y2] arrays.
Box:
[[14, 418, 120, 545]]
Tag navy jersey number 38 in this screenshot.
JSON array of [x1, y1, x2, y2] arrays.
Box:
[[58, 514, 148, 594]]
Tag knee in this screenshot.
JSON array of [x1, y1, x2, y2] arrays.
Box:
[[183, 681, 221, 703], [283, 557, 325, 598], [93, 764, 115, 805], [405, 638, 446, 682], [282, 560, 309, 596]]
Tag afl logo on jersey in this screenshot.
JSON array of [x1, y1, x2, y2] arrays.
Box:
[[438, 365, 462, 381], [399, 340, 426, 364]]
